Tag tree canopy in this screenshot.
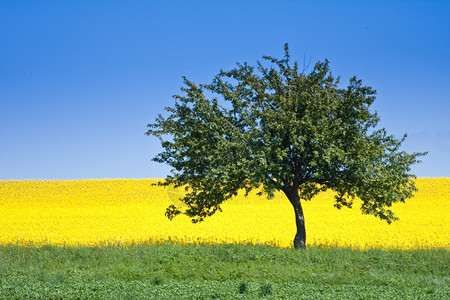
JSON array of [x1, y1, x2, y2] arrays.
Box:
[[146, 44, 426, 248]]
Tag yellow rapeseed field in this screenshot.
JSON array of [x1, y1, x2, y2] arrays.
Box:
[[0, 178, 448, 249]]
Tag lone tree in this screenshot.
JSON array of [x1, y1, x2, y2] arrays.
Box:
[[146, 44, 426, 249]]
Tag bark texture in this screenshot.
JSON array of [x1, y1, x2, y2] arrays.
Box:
[[283, 188, 306, 249]]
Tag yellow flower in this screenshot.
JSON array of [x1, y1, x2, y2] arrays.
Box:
[[0, 178, 448, 249]]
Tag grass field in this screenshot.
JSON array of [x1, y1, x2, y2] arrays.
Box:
[[0, 244, 448, 299]]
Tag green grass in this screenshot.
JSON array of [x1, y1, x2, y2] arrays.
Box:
[[0, 244, 448, 299]]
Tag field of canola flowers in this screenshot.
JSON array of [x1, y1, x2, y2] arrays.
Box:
[[0, 178, 448, 249]]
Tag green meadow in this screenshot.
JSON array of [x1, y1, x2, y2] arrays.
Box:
[[0, 244, 448, 299]]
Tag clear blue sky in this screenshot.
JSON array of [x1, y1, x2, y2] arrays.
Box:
[[1, 0, 449, 180]]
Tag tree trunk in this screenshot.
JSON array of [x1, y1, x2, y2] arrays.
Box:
[[283, 188, 306, 249]]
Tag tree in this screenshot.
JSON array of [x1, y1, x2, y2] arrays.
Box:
[[146, 44, 426, 249]]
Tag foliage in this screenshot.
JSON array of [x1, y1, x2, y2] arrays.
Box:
[[238, 281, 248, 294], [147, 44, 426, 229], [260, 281, 274, 296], [0, 244, 448, 299]]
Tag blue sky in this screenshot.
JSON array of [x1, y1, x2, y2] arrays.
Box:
[[1, 0, 449, 180]]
